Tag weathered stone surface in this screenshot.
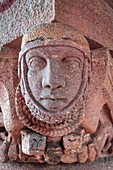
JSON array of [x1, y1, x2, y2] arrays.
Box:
[[81, 48, 112, 133], [55, 0, 113, 51], [77, 145, 88, 163], [8, 142, 19, 161], [0, 112, 4, 127], [0, 140, 10, 162], [0, 46, 24, 134], [104, 0, 113, 8], [0, 0, 55, 46], [1, 157, 113, 170], [0, 131, 7, 141], [63, 129, 85, 154], [1, 0, 113, 51], [61, 153, 78, 164], [0, 0, 113, 165], [21, 129, 46, 156], [44, 142, 62, 164], [0, 0, 14, 12], [87, 143, 96, 162], [0, 21, 113, 164]]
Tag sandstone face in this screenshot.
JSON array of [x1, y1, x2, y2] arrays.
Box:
[[0, 0, 113, 165]]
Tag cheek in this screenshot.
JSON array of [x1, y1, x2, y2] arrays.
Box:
[[27, 70, 42, 92], [64, 68, 82, 85], [64, 69, 83, 97]]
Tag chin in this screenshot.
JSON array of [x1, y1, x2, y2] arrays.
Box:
[[40, 99, 68, 112], [42, 107, 63, 112], [40, 104, 66, 112]]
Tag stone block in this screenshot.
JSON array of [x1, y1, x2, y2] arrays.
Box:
[[44, 142, 62, 164], [63, 129, 85, 154], [21, 129, 46, 156]]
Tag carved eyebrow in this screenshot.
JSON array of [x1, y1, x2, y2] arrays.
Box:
[[63, 56, 82, 63], [63, 56, 83, 68], [26, 49, 45, 64], [27, 56, 43, 64]]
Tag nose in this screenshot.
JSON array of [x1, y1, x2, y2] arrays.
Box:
[[42, 60, 66, 90]]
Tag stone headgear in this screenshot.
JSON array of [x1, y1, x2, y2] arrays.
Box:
[[19, 23, 90, 79], [17, 22, 91, 126]]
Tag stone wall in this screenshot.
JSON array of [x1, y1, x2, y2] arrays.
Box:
[[0, 0, 55, 47], [1, 0, 113, 51]]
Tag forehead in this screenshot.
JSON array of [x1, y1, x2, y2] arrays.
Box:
[[25, 46, 84, 60]]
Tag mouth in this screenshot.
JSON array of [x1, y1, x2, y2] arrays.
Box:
[[40, 95, 66, 101]]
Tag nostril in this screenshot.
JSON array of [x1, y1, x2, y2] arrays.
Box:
[[57, 85, 62, 89], [45, 85, 51, 89]]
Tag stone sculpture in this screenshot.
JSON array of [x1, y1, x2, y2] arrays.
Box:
[[0, 22, 113, 164]]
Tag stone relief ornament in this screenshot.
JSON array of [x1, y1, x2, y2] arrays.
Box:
[[0, 23, 113, 164]]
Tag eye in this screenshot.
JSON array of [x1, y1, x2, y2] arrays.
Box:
[[62, 57, 81, 71], [28, 57, 46, 71]]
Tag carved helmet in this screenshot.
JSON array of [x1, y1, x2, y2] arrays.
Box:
[[19, 22, 91, 79], [18, 23, 91, 124]]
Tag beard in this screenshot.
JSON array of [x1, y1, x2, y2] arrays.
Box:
[[21, 73, 87, 123], [15, 78, 87, 138], [15, 56, 90, 137]]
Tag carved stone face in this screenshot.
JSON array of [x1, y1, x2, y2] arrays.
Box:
[[25, 46, 84, 112], [19, 23, 90, 124]]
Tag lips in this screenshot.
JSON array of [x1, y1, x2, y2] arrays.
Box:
[[40, 95, 66, 101], [40, 95, 67, 111]]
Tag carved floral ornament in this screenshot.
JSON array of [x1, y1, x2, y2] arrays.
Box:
[[0, 23, 113, 164]]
